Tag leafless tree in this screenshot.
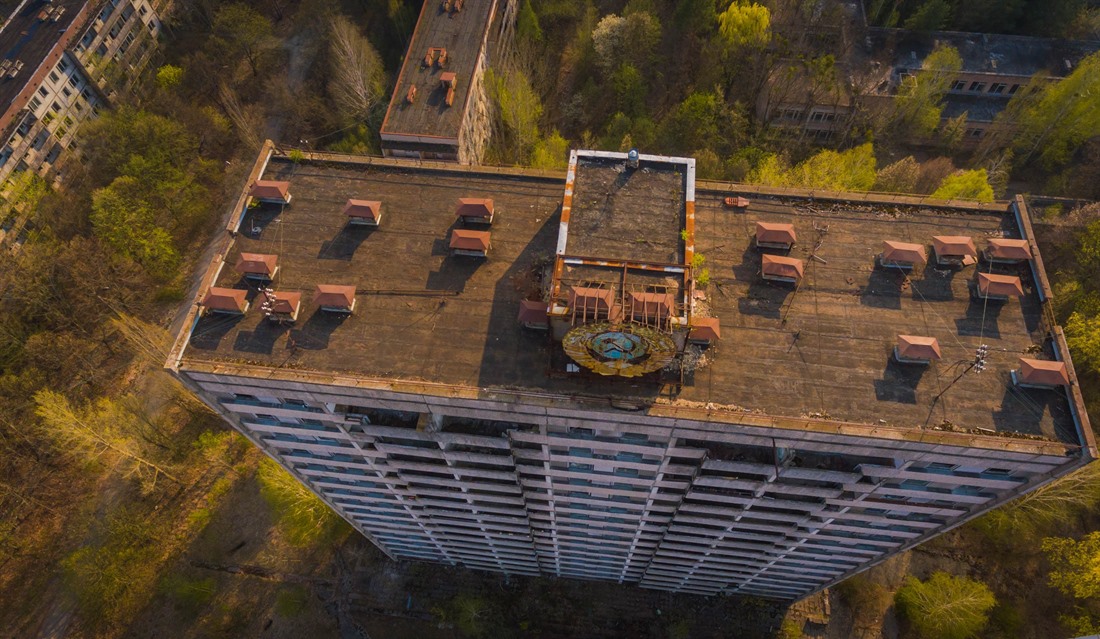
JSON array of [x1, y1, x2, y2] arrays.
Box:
[[327, 16, 385, 123]]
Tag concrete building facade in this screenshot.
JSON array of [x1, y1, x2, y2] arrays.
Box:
[[169, 142, 1094, 600]]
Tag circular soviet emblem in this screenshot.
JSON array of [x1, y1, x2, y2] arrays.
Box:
[[562, 321, 677, 377]]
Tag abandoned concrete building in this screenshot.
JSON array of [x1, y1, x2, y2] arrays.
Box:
[[379, 0, 517, 164], [0, 0, 166, 242], [759, 28, 1099, 145], [168, 142, 1093, 600]]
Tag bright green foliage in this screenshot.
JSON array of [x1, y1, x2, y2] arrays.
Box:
[[516, 0, 542, 43], [0, 169, 48, 212], [35, 389, 177, 487], [91, 177, 181, 279], [328, 124, 378, 155], [931, 169, 995, 202], [256, 458, 350, 547], [748, 143, 877, 192], [485, 68, 543, 164], [1010, 51, 1100, 168], [1078, 220, 1100, 269], [895, 572, 996, 639], [904, 0, 951, 31], [893, 45, 962, 137], [717, 1, 770, 49], [1043, 532, 1100, 598], [155, 64, 184, 89], [1065, 292, 1100, 374], [530, 131, 569, 170]]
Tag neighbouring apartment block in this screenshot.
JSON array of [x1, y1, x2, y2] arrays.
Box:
[[379, 0, 516, 164], [759, 28, 1099, 145], [168, 141, 1093, 600], [0, 0, 164, 192]]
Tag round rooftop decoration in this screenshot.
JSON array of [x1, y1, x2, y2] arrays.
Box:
[[562, 322, 676, 377]]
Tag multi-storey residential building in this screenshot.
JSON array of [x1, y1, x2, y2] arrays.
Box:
[[0, 0, 163, 205], [379, 0, 516, 163], [168, 142, 1093, 600], [760, 26, 1099, 144], [866, 30, 1099, 142]]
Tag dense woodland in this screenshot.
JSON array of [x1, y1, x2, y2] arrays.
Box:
[[0, 0, 1099, 637]]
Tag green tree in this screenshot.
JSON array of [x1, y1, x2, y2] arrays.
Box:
[[748, 143, 877, 191], [211, 3, 273, 76], [1010, 51, 1100, 169], [895, 572, 996, 639], [658, 92, 746, 155], [591, 12, 661, 75], [516, 0, 542, 43], [611, 63, 646, 116], [931, 169, 995, 201], [891, 44, 962, 138], [1043, 532, 1100, 598], [717, 1, 770, 49], [530, 131, 569, 170], [34, 390, 179, 487], [904, 0, 951, 31], [485, 68, 543, 164], [155, 64, 184, 90], [1065, 290, 1100, 375], [90, 178, 181, 280]]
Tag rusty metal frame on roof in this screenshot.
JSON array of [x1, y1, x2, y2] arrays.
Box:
[[551, 149, 695, 329]]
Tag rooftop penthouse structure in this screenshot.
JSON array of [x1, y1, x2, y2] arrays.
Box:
[[168, 142, 1094, 600]]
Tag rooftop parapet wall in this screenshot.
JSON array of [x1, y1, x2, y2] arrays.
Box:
[[167, 144, 1094, 458]]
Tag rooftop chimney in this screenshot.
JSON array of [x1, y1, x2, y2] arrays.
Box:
[[406, 85, 417, 104], [314, 285, 357, 313], [235, 253, 279, 280]]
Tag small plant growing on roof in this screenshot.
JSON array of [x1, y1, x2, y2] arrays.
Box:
[[288, 149, 305, 164], [696, 268, 710, 287], [691, 253, 706, 269], [680, 228, 689, 241]]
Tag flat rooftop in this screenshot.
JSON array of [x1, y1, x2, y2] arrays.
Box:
[[873, 29, 1100, 78], [178, 150, 1085, 449], [379, 0, 496, 143], [0, 0, 86, 124]]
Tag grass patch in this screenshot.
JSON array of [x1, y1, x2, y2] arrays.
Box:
[[160, 574, 217, 614], [256, 458, 351, 547], [274, 585, 310, 617]]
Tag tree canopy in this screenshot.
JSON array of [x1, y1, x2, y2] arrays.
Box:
[[891, 44, 962, 137], [717, 1, 771, 49], [1043, 532, 1100, 599], [931, 169, 995, 201], [1010, 51, 1100, 169], [895, 572, 996, 639], [749, 143, 878, 192]]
